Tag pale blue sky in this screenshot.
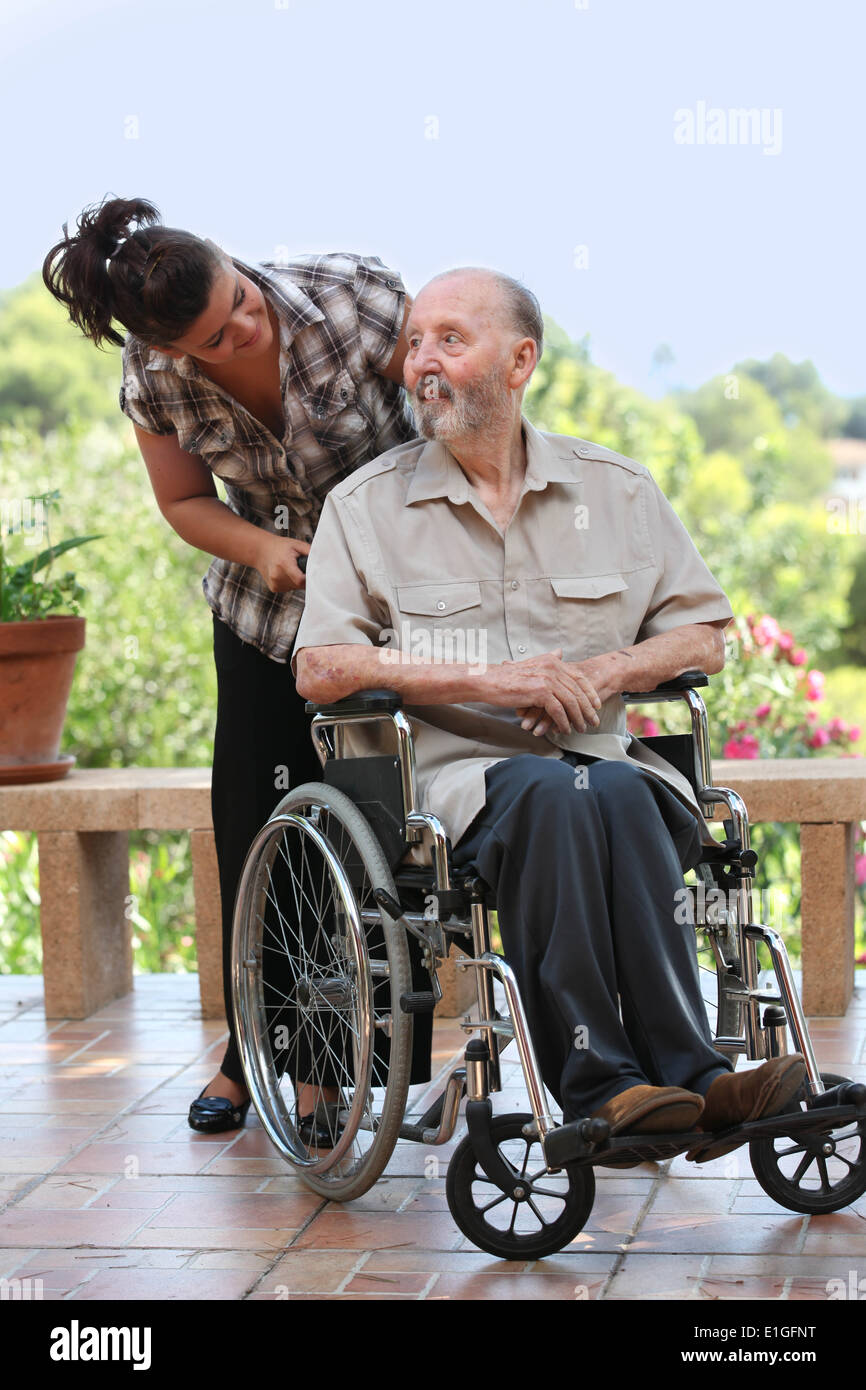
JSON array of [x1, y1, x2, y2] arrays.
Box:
[[3, 0, 864, 401]]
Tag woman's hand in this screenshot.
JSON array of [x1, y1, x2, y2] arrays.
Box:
[[255, 533, 312, 592], [480, 648, 603, 736]]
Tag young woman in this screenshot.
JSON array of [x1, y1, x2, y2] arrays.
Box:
[[42, 196, 419, 1136]]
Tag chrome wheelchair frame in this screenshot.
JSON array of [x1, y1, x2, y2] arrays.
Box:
[[231, 670, 866, 1259]]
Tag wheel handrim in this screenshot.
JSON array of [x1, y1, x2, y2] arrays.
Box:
[[235, 811, 373, 1172]]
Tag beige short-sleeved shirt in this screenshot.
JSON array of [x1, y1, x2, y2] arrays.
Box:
[[291, 417, 734, 860]]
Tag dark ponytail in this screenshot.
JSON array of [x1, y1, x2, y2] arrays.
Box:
[[42, 194, 229, 351]]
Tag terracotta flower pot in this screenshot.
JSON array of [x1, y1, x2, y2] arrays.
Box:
[[0, 615, 86, 783]]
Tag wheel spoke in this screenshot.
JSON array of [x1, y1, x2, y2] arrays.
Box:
[[518, 1140, 532, 1180], [525, 1196, 552, 1227], [791, 1151, 815, 1186], [526, 1164, 553, 1185], [830, 1152, 856, 1173], [775, 1141, 808, 1159], [816, 1155, 834, 1194], [476, 1190, 510, 1215]]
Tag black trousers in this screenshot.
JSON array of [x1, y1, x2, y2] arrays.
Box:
[[209, 613, 431, 1085], [451, 752, 734, 1120], [210, 614, 322, 1082]]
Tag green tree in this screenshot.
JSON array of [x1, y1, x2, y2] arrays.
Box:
[[0, 273, 122, 432], [525, 326, 855, 660], [842, 396, 866, 439], [672, 373, 834, 506], [835, 545, 866, 665], [734, 351, 848, 437]]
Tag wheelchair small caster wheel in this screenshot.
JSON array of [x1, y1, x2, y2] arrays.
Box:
[[445, 1112, 595, 1259], [749, 1072, 866, 1215]]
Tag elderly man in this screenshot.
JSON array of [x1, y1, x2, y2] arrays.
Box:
[[291, 268, 804, 1155]]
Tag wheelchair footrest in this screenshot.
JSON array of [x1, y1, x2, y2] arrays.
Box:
[[543, 1118, 611, 1167], [545, 1090, 866, 1170], [685, 1092, 866, 1164], [545, 1122, 703, 1169]]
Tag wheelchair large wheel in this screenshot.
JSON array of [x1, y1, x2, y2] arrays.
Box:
[[749, 1073, 866, 1214], [446, 1113, 595, 1259], [231, 782, 413, 1201]]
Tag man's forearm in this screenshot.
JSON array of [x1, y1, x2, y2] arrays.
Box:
[[295, 644, 487, 704], [296, 621, 728, 709], [580, 623, 728, 700]]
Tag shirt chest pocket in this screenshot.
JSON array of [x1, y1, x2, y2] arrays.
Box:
[[393, 582, 485, 659], [550, 573, 630, 658], [177, 418, 241, 465], [301, 369, 357, 424]]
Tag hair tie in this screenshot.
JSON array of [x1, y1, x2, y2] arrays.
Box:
[[105, 234, 129, 273]]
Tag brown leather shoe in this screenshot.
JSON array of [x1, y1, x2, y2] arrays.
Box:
[[590, 1085, 704, 1168], [592, 1084, 705, 1136], [686, 1054, 807, 1162]]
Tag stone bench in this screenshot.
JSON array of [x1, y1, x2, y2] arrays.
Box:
[[0, 758, 863, 1021], [704, 759, 865, 1018], [0, 770, 220, 1020]]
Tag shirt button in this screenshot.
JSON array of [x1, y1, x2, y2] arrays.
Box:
[[511, 579, 519, 590], [436, 600, 446, 611], [340, 388, 348, 400], [517, 644, 527, 654]]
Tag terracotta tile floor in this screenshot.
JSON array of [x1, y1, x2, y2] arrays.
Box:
[[0, 972, 864, 1301]]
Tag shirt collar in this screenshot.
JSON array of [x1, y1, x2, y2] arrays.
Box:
[[405, 415, 581, 506], [141, 255, 325, 375]]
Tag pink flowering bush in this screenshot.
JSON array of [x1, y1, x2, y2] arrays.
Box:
[[626, 615, 861, 760], [708, 613, 862, 760]]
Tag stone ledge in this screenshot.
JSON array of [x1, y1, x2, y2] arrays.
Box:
[[2, 759, 864, 832], [0, 767, 213, 831], [709, 758, 866, 825]]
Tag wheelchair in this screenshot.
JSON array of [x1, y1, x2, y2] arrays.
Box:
[[230, 670, 866, 1259]]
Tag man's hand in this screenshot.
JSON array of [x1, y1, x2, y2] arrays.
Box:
[[512, 624, 729, 737], [255, 534, 311, 592], [514, 652, 622, 738], [482, 648, 603, 736]]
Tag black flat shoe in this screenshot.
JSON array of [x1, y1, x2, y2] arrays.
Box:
[[188, 1088, 251, 1134], [297, 1103, 345, 1150]]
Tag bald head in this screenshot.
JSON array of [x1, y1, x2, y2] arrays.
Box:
[[419, 268, 544, 360]]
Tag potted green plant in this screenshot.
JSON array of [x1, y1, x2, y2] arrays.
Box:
[[0, 489, 103, 783]]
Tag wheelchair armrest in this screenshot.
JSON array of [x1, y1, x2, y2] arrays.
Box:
[[307, 671, 710, 715], [621, 668, 709, 702], [304, 688, 403, 717]]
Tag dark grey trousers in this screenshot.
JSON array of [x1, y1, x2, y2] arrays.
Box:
[[451, 752, 734, 1121]]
